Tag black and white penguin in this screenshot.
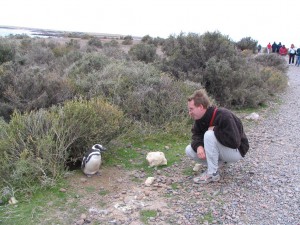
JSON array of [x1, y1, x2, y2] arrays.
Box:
[[81, 144, 106, 177]]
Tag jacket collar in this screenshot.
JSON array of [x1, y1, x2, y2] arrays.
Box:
[[196, 106, 215, 124]]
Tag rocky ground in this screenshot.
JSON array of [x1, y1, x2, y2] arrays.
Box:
[[63, 63, 300, 225]]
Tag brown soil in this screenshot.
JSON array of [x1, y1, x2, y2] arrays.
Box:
[[64, 165, 176, 225]]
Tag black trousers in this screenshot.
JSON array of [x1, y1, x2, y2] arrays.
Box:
[[289, 54, 295, 64]]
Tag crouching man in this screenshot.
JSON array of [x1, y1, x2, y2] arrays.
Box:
[[186, 89, 249, 184]]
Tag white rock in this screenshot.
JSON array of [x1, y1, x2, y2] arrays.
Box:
[[145, 177, 155, 186], [193, 163, 202, 172], [8, 197, 18, 204], [245, 112, 260, 120], [146, 151, 167, 167]]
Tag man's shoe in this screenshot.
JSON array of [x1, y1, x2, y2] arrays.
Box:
[[193, 171, 220, 184]]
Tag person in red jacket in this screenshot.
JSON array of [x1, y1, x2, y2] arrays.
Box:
[[279, 45, 288, 56], [267, 42, 272, 54]]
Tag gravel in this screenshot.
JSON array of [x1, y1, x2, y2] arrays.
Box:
[[159, 63, 300, 225]]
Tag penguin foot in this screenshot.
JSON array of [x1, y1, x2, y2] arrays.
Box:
[[86, 174, 92, 178]]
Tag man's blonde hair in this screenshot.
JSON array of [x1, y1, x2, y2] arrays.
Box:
[[188, 89, 211, 108]]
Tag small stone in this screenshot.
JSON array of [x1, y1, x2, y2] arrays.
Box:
[[8, 197, 18, 205], [80, 178, 87, 183], [145, 177, 155, 186], [76, 219, 84, 225], [193, 163, 202, 172], [80, 214, 87, 220]]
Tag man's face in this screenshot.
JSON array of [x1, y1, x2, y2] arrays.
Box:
[[188, 100, 205, 120]]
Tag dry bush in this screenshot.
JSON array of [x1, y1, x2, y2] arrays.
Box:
[[161, 32, 237, 80], [20, 40, 56, 66], [1, 64, 74, 115], [260, 67, 288, 95], [102, 46, 128, 60], [240, 49, 254, 57], [203, 57, 268, 108], [254, 53, 288, 73], [160, 32, 288, 108], [52, 45, 70, 57], [85, 61, 202, 126]]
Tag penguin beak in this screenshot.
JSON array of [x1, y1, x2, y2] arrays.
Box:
[[101, 147, 107, 152]]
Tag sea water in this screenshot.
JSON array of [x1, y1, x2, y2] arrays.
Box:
[[0, 28, 34, 37]]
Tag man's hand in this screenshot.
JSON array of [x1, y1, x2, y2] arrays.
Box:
[[197, 146, 206, 159]]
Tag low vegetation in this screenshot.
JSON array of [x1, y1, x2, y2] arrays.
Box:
[[0, 30, 288, 221]]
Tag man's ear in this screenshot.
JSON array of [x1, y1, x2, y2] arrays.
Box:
[[198, 104, 204, 110]]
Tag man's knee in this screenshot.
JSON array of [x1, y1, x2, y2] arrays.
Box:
[[185, 144, 193, 157]]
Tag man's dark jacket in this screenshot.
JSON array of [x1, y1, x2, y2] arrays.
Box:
[[191, 106, 249, 157]]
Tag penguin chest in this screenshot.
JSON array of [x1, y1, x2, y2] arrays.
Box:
[[83, 155, 101, 175]]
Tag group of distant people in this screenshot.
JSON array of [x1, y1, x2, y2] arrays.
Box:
[[263, 42, 300, 66]]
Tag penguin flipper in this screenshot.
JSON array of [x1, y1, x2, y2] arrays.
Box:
[[81, 156, 86, 169]]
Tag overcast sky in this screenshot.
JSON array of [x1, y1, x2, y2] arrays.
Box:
[[1, 0, 299, 47]]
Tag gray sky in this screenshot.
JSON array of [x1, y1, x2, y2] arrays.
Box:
[[1, 0, 299, 47]]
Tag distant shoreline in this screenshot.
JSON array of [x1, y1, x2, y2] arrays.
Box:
[[0, 25, 142, 40]]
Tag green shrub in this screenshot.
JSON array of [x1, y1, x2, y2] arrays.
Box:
[[122, 35, 133, 45], [122, 39, 133, 45], [88, 37, 103, 48], [0, 38, 16, 64], [0, 109, 60, 192], [58, 98, 125, 161], [129, 43, 157, 63], [236, 37, 258, 53], [153, 37, 165, 46], [103, 39, 119, 47], [65, 39, 81, 49], [141, 35, 153, 44], [52, 45, 69, 57], [0, 98, 125, 192], [161, 32, 236, 79], [102, 45, 128, 60], [67, 54, 112, 95], [67, 52, 110, 76]]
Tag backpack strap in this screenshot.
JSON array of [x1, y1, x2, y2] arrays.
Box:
[[209, 108, 218, 127]]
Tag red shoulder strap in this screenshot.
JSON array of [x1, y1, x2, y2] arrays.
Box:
[[209, 108, 217, 127]]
